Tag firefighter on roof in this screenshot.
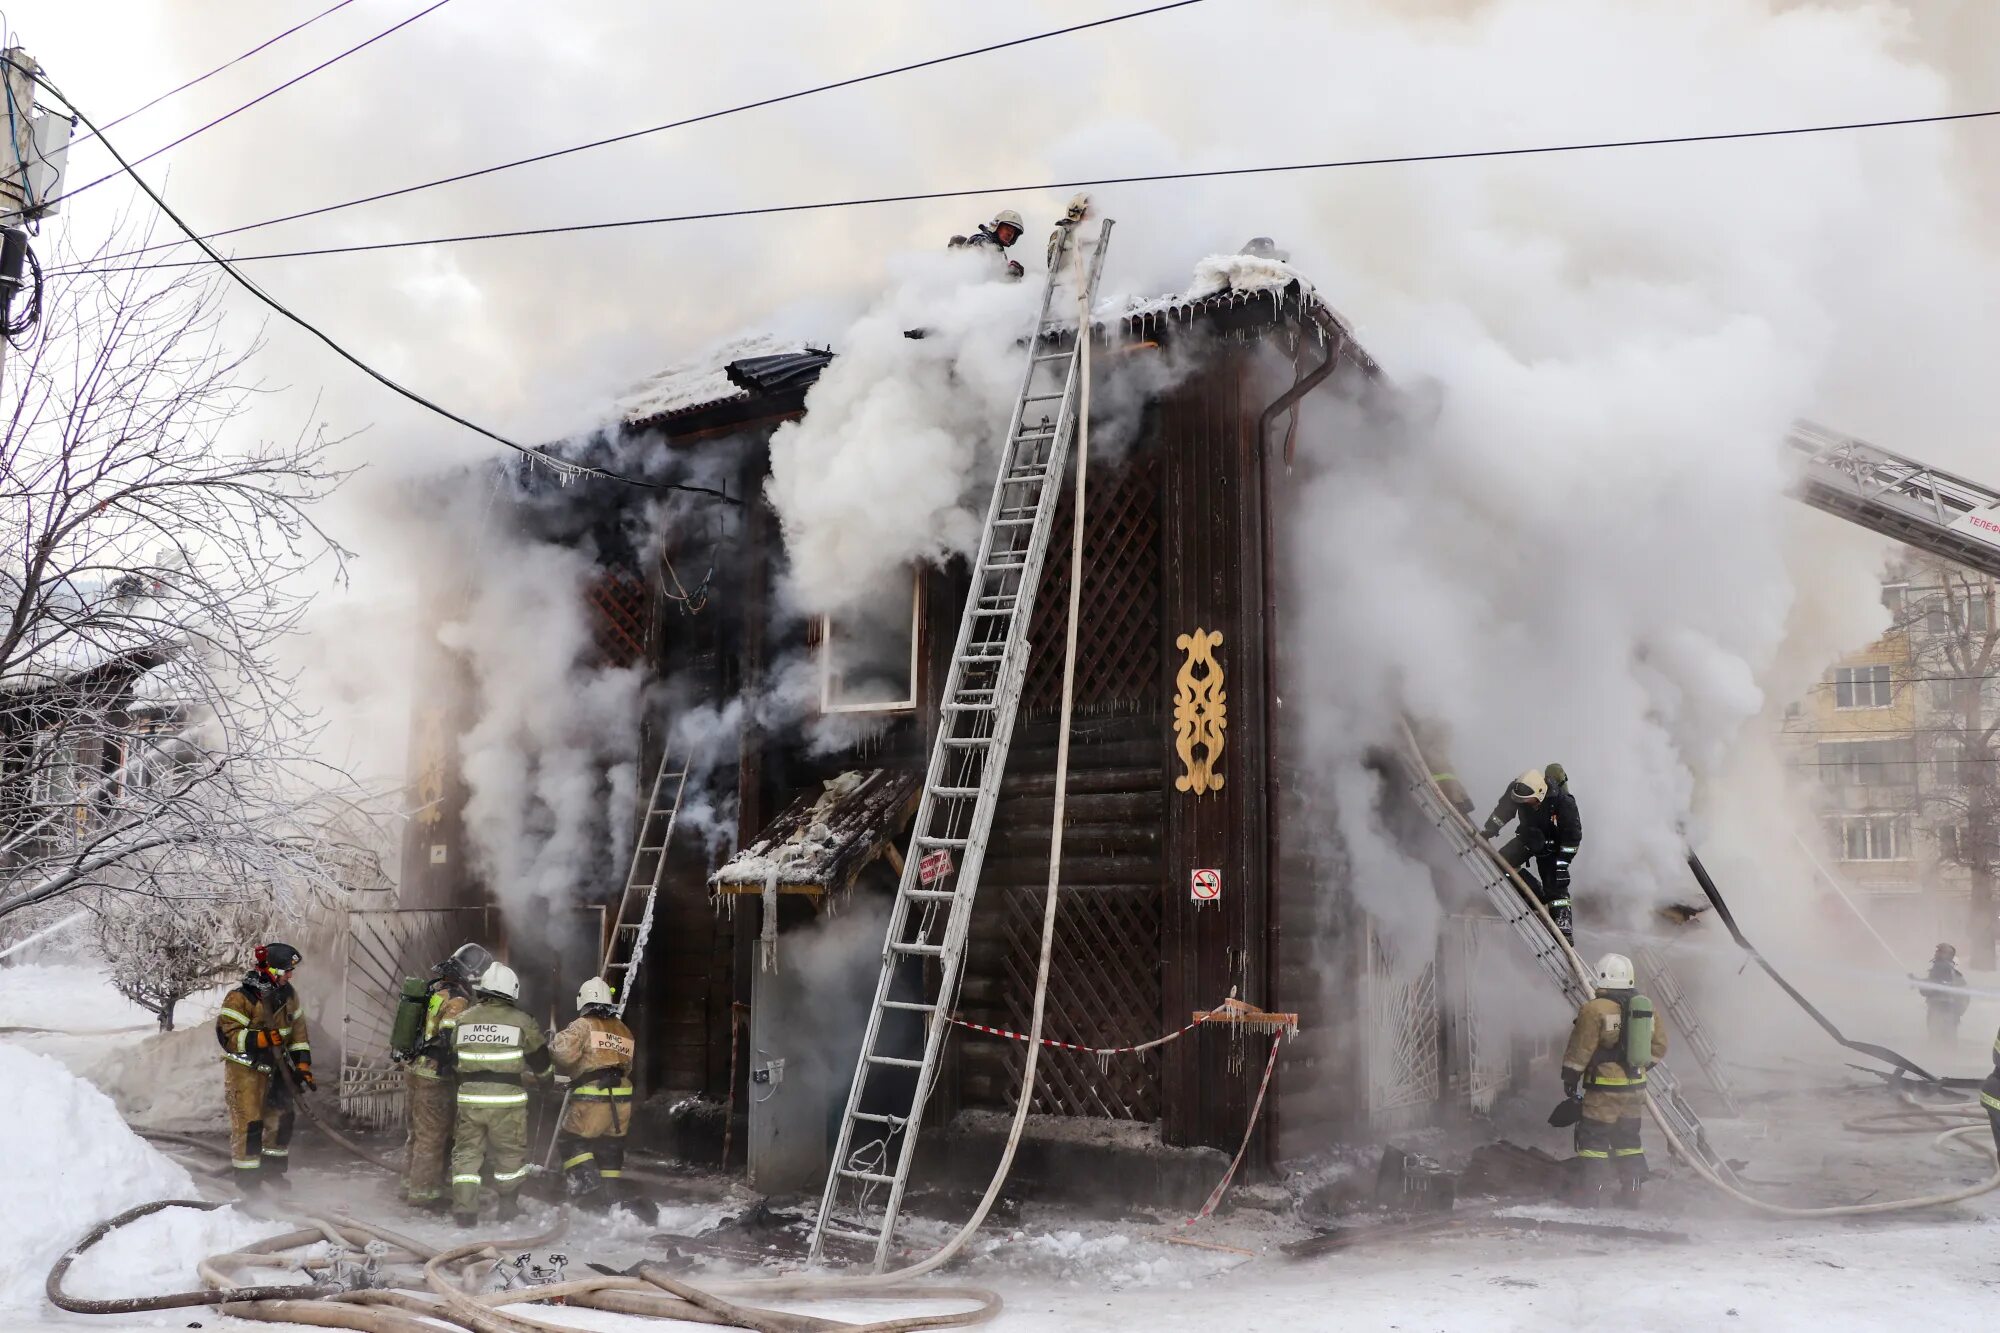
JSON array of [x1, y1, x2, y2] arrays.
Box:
[[548, 976, 637, 1208], [399, 941, 488, 1210], [448, 960, 552, 1227], [1561, 953, 1667, 1208], [1483, 762, 1583, 940], [214, 942, 312, 1190], [950, 208, 1026, 279]]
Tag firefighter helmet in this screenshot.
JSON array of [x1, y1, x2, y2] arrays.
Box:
[[475, 961, 521, 1003], [1544, 762, 1568, 788], [256, 942, 301, 978], [1509, 768, 1548, 804], [439, 942, 493, 986], [577, 977, 616, 1013], [991, 209, 1024, 245], [1595, 953, 1636, 991]]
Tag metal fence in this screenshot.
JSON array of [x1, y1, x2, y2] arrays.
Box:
[[1364, 922, 1440, 1127], [337, 906, 491, 1132]]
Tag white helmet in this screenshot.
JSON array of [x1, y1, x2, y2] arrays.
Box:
[[1595, 953, 1636, 991], [1509, 768, 1548, 804], [577, 977, 616, 1012], [475, 960, 520, 1003]]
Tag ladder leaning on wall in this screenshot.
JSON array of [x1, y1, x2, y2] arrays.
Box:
[[808, 212, 1113, 1270]]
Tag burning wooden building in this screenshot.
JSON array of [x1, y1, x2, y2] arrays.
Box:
[[397, 252, 1517, 1194]]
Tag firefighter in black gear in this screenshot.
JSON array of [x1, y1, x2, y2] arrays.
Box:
[[949, 209, 1026, 280], [1483, 763, 1583, 941]]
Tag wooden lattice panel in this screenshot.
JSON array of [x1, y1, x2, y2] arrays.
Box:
[[585, 569, 648, 667], [1023, 443, 1163, 715], [996, 883, 1162, 1120]]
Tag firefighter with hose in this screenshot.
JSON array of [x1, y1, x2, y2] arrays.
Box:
[[448, 960, 552, 1227], [1984, 1019, 2000, 1161], [548, 976, 638, 1210], [214, 942, 312, 1191], [393, 942, 490, 1211], [1555, 953, 1667, 1209]]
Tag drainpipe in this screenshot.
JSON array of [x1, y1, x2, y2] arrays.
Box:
[[1251, 298, 1347, 1166]]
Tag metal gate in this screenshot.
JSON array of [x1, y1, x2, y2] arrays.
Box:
[[1364, 922, 1440, 1127], [338, 906, 491, 1131], [1444, 913, 1515, 1113]]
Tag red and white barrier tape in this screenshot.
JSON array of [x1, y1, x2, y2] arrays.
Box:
[[947, 1004, 1227, 1057], [1186, 1033, 1282, 1223]]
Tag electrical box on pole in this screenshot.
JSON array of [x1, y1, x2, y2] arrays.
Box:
[[0, 46, 71, 225]]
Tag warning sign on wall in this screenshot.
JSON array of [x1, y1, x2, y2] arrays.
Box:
[[1190, 868, 1221, 903]]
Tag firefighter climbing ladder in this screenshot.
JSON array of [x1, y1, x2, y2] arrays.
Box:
[[1393, 723, 1740, 1183], [810, 217, 1113, 1269], [1633, 945, 1737, 1115], [603, 743, 690, 1019]]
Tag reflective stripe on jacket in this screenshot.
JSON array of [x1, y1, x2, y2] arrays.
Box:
[[549, 1013, 636, 1137], [409, 990, 469, 1081], [450, 999, 548, 1106], [1563, 993, 1667, 1122]]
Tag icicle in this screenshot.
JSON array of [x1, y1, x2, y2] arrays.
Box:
[[1097, 1051, 1113, 1076]]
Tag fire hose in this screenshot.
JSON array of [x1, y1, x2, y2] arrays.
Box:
[[47, 1198, 999, 1331]]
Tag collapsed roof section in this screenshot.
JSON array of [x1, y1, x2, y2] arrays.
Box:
[[618, 334, 835, 442], [710, 768, 921, 897]]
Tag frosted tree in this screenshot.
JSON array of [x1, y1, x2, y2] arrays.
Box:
[[0, 218, 360, 930], [91, 887, 264, 1031]]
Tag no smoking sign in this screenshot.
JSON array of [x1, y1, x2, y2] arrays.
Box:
[[1190, 868, 1221, 904]]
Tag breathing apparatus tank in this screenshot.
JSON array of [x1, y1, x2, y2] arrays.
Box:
[[1624, 993, 1656, 1073], [389, 976, 431, 1061]]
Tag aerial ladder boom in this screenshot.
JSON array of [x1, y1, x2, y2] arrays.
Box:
[[1787, 420, 2000, 579]]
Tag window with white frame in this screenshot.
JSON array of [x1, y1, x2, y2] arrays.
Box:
[[820, 571, 920, 715], [1833, 664, 1893, 709], [1816, 737, 1915, 786], [1939, 824, 1965, 863], [1825, 813, 1909, 861], [1881, 583, 1909, 622]]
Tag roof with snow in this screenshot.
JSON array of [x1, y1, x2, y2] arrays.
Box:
[[618, 334, 834, 439], [710, 768, 921, 896]]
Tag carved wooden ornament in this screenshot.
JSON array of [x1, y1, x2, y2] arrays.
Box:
[[1173, 627, 1227, 795]]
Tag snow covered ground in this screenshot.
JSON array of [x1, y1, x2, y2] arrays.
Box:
[[7, 962, 2000, 1331]]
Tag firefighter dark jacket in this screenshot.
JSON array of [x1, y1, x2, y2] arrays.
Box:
[[1487, 783, 1583, 851]]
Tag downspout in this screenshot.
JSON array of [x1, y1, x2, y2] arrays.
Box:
[[1251, 298, 1346, 1165]]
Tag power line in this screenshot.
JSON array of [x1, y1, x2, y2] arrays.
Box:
[[73, 0, 1212, 270], [53, 105, 2000, 279], [81, 0, 361, 141], [18, 61, 733, 502], [49, 0, 456, 210]]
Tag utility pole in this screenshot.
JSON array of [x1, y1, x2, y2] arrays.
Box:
[[0, 45, 73, 381]]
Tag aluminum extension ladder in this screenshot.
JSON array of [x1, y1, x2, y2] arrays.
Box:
[[809, 214, 1113, 1269], [602, 742, 690, 1018], [1634, 944, 1737, 1115], [1393, 723, 1738, 1182]]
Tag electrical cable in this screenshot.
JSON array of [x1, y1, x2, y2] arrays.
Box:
[[16, 60, 735, 502], [53, 105, 2000, 280], [82, 0, 362, 141], [78, 0, 1211, 269], [49, 0, 456, 209]]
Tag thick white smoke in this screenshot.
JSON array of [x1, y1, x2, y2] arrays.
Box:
[[18, 0, 2000, 995]]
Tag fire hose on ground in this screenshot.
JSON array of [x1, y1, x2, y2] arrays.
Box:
[[47, 1199, 1001, 1332]]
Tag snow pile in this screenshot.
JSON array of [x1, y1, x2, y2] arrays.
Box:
[[1184, 253, 1308, 302], [73, 1027, 227, 1131], [0, 962, 158, 1029], [974, 1228, 1183, 1290], [0, 1043, 275, 1314]]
